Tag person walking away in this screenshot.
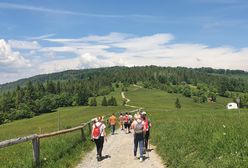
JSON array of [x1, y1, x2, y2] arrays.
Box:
[[119, 113, 124, 130], [141, 111, 151, 153], [131, 115, 146, 162], [91, 116, 107, 161], [124, 112, 129, 133], [109, 113, 117, 135], [128, 112, 133, 133]]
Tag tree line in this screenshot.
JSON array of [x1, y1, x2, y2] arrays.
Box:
[[1, 66, 248, 124]]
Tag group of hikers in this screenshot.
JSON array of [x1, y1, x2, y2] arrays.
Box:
[[90, 109, 151, 162]]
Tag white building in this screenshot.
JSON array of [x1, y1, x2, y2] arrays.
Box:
[[226, 102, 238, 109]]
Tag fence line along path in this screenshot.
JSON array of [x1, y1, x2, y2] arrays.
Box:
[[76, 128, 165, 168]]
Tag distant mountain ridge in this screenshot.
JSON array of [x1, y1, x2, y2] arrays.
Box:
[[1, 66, 248, 93]]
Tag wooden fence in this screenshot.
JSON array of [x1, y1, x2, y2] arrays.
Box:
[[0, 109, 140, 167]]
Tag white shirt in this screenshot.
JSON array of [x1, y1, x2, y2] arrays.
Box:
[[93, 121, 106, 137]]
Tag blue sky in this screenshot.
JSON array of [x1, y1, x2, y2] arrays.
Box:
[[0, 0, 248, 84]]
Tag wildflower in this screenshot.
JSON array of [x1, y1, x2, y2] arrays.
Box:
[[223, 132, 226, 136], [223, 124, 226, 128], [43, 157, 47, 161]]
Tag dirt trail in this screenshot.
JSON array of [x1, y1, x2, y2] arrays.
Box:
[[76, 85, 165, 168], [76, 129, 165, 168], [121, 91, 140, 108]]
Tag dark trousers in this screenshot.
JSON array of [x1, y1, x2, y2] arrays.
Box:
[[134, 133, 144, 157], [144, 130, 150, 149], [94, 136, 104, 157], [111, 125, 116, 135]]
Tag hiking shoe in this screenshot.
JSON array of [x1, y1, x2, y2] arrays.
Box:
[[139, 157, 143, 162], [134, 156, 138, 160]]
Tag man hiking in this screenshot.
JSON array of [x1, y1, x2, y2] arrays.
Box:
[[131, 114, 146, 162], [141, 111, 151, 153], [108, 113, 117, 135], [91, 116, 107, 161]]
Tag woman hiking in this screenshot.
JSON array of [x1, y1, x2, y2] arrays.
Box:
[[119, 113, 124, 130], [131, 114, 146, 162], [91, 116, 107, 161], [141, 111, 151, 153]]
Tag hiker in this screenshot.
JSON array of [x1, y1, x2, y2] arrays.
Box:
[[124, 112, 130, 133], [141, 111, 151, 153], [128, 112, 133, 133], [91, 116, 107, 161], [131, 114, 146, 162], [109, 113, 117, 135], [119, 113, 124, 130]]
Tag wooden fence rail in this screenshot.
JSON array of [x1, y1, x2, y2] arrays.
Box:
[[0, 108, 140, 167]]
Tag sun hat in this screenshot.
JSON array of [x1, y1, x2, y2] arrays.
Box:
[[141, 111, 146, 115]]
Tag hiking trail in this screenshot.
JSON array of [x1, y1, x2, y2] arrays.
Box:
[[76, 129, 165, 168], [76, 85, 165, 168]]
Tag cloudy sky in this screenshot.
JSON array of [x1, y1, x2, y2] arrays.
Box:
[[0, 0, 248, 84]]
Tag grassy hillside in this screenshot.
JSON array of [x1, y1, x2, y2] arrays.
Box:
[[0, 87, 133, 168], [1, 84, 248, 167], [126, 86, 248, 168]]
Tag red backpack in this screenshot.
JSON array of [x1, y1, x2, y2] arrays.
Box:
[[92, 123, 102, 139], [124, 115, 129, 123], [144, 119, 149, 131]]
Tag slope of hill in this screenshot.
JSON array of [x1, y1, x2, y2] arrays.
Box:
[[1, 66, 248, 93]]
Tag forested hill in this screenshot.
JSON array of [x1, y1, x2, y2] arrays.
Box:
[[1, 66, 248, 93], [1, 66, 248, 124]]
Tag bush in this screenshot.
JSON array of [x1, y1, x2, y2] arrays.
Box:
[[89, 98, 97, 106], [8, 104, 35, 120]]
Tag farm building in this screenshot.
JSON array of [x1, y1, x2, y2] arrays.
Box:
[[226, 102, 238, 109]]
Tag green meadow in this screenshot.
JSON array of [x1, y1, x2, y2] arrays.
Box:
[[126, 85, 248, 168], [1, 85, 248, 167], [0, 86, 133, 168]]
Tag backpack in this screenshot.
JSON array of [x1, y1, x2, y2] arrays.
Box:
[[124, 115, 129, 123], [92, 123, 102, 139], [144, 119, 149, 131], [134, 120, 143, 134]]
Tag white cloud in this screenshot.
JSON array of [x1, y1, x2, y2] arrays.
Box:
[[1, 32, 248, 84], [8, 40, 40, 49], [0, 39, 31, 69]]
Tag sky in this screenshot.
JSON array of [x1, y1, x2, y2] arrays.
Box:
[[0, 0, 248, 84]]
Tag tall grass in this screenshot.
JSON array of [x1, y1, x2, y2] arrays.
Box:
[[0, 105, 132, 167], [126, 86, 248, 167]]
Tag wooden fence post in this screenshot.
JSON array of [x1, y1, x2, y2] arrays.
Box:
[[81, 128, 86, 142], [32, 137, 40, 167]]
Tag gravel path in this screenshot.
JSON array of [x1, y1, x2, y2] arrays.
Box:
[[76, 128, 165, 168]]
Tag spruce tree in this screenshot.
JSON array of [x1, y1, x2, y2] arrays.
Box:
[[175, 98, 181, 109], [102, 96, 108, 106]]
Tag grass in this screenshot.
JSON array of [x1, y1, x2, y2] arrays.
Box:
[[0, 86, 133, 168], [2, 84, 248, 167], [125, 85, 248, 168]]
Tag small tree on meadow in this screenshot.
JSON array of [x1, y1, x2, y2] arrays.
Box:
[[175, 98, 181, 109], [101, 96, 108, 106], [108, 96, 117, 106], [90, 97, 97, 106]]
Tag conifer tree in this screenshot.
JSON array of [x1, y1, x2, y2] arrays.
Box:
[[101, 96, 108, 106], [90, 97, 97, 106], [175, 98, 181, 109]]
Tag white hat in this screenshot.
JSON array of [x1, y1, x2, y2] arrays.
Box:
[[141, 111, 146, 115]]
